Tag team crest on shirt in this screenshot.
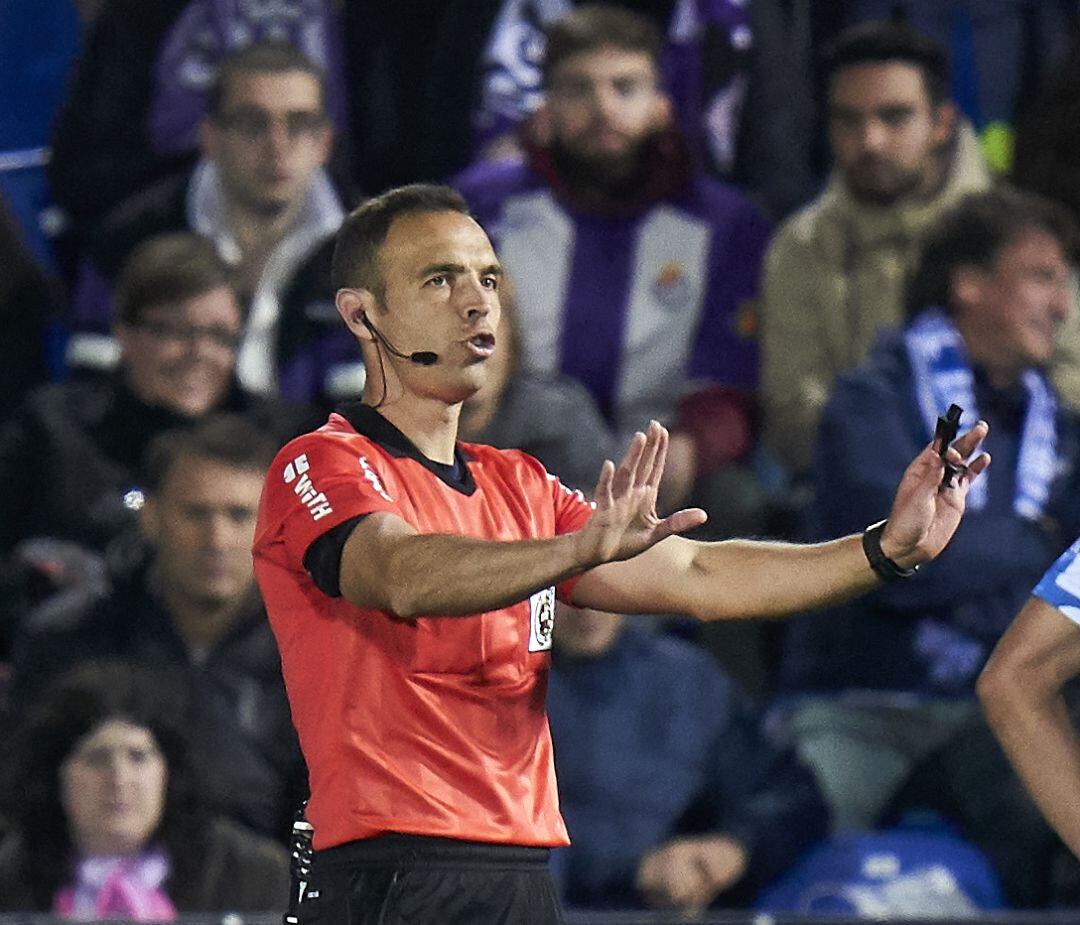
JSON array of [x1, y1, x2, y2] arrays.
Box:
[[653, 261, 693, 310], [528, 586, 556, 652], [733, 298, 758, 339]]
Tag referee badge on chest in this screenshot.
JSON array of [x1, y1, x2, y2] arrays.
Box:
[[528, 586, 556, 652]]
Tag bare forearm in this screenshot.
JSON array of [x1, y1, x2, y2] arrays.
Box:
[[982, 685, 1080, 858], [687, 534, 880, 621], [573, 533, 881, 619], [979, 599, 1080, 860], [346, 529, 586, 618]]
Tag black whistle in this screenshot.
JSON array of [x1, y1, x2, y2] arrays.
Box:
[[934, 403, 963, 488]]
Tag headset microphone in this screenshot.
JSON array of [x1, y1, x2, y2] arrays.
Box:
[[362, 315, 439, 366]]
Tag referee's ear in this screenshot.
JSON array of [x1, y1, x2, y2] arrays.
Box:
[[336, 287, 376, 343]]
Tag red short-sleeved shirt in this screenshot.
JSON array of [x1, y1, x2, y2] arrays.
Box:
[[253, 404, 594, 850]]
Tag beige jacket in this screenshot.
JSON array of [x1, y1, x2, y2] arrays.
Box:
[[760, 124, 992, 473]]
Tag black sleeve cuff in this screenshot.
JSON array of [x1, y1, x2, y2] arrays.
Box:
[[302, 515, 368, 597]]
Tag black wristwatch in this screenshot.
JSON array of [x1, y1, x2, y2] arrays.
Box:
[[862, 519, 919, 581]]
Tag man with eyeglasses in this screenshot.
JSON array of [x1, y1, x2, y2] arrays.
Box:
[[67, 40, 356, 407], [0, 233, 311, 659]]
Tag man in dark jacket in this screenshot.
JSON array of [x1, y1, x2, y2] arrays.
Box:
[[0, 233, 310, 562], [779, 187, 1080, 833], [548, 603, 828, 911], [11, 414, 306, 842]]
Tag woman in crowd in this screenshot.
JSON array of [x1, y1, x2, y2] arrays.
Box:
[[0, 660, 290, 917]]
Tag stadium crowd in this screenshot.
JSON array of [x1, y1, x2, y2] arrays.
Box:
[[3, 0, 1080, 918]]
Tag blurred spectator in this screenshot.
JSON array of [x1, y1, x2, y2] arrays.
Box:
[[0, 233, 309, 565], [0, 660, 289, 915], [0, 194, 61, 424], [459, 286, 618, 491], [547, 603, 828, 911], [760, 21, 992, 478], [457, 3, 771, 532], [11, 415, 307, 841], [69, 40, 354, 405], [47, 0, 349, 247], [838, 1, 1076, 172], [777, 188, 1080, 832], [474, 0, 816, 218]]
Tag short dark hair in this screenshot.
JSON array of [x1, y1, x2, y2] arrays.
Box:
[[542, 3, 663, 87], [823, 21, 951, 106], [206, 39, 327, 117], [906, 187, 1080, 317], [330, 183, 472, 293], [143, 412, 279, 494], [114, 232, 235, 326], [3, 661, 215, 908]]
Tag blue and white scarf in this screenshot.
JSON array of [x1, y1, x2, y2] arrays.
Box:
[[905, 307, 1058, 519]]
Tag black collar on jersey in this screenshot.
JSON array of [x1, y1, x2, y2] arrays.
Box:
[[335, 402, 477, 496]]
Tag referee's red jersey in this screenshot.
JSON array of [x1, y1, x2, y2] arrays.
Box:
[[253, 404, 594, 850]]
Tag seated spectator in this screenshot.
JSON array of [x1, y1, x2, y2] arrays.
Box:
[[0, 660, 289, 916], [760, 21, 993, 478], [457, 3, 772, 532], [459, 287, 618, 491], [11, 415, 307, 841], [46, 0, 349, 246], [547, 603, 828, 912], [777, 188, 1080, 832], [474, 0, 816, 218], [837, 1, 1073, 172], [69, 40, 354, 405], [0, 232, 310, 564]]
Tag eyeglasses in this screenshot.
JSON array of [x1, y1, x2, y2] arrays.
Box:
[[136, 319, 243, 351], [218, 106, 328, 143]]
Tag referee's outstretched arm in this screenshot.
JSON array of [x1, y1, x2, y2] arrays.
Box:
[[338, 418, 989, 623]]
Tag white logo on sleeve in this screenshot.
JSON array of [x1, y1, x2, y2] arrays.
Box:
[[359, 456, 393, 502], [545, 472, 596, 509], [528, 587, 556, 652], [283, 453, 334, 521]]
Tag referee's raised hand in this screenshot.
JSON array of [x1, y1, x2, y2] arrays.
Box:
[[575, 421, 708, 568], [876, 419, 992, 571]]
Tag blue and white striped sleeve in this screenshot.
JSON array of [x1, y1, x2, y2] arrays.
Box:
[[1034, 537, 1080, 627]]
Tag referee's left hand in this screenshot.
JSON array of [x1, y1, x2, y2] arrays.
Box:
[[880, 419, 991, 569], [573, 421, 708, 569]]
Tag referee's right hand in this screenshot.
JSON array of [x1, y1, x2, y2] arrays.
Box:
[[574, 420, 707, 569]]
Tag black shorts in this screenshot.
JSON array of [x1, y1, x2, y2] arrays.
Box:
[[296, 833, 563, 925]]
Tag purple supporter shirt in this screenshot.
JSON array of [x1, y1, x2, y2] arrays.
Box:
[[456, 159, 769, 439], [474, 0, 752, 177]]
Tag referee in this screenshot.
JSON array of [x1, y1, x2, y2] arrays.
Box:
[[253, 183, 989, 925]]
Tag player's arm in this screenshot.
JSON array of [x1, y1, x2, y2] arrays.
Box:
[[978, 596, 1080, 859], [338, 422, 706, 617], [571, 420, 990, 620]]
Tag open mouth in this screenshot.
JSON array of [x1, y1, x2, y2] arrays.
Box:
[[466, 333, 496, 357]]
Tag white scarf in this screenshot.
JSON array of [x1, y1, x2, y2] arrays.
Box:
[[905, 307, 1057, 518]]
